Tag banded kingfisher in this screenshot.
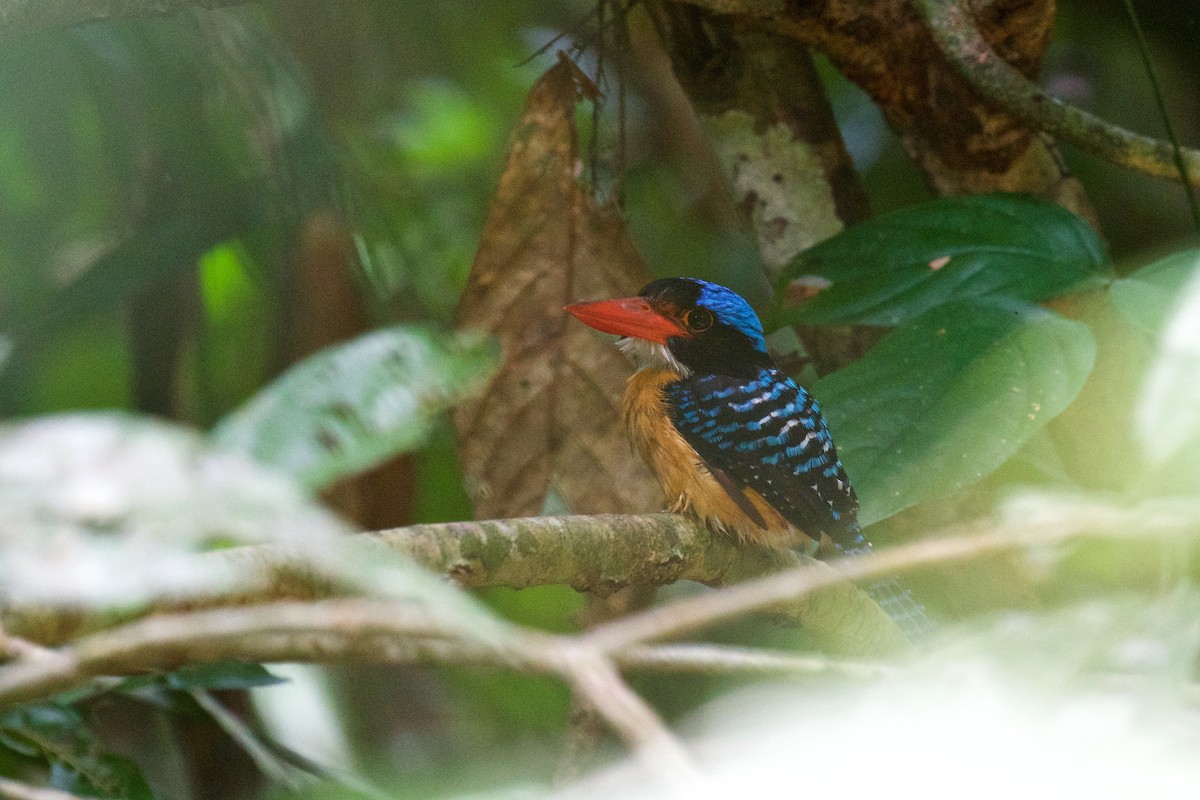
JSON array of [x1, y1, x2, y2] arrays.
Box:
[[565, 277, 930, 637]]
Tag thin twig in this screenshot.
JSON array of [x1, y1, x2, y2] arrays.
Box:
[[0, 600, 541, 709], [1118, 0, 1200, 228], [583, 500, 1200, 652], [0, 626, 69, 668], [618, 643, 893, 678], [916, 0, 1200, 188], [0, 600, 696, 784], [191, 689, 316, 791], [558, 647, 700, 784]]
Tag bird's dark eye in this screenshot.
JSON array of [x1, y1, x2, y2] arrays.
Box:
[[686, 308, 714, 332]]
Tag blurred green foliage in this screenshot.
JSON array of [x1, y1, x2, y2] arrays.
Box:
[[2, 1, 1200, 798]]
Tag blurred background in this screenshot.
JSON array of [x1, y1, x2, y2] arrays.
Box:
[[0, 1, 1198, 797]]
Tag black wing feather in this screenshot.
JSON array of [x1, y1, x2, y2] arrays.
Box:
[[665, 369, 865, 551]]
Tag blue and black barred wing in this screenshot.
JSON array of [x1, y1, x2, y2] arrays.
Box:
[[668, 370, 934, 637], [664, 368, 867, 551]]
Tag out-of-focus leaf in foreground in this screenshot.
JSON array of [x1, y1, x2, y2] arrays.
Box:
[[213, 325, 498, 491], [774, 193, 1108, 327], [453, 58, 663, 518], [1109, 248, 1200, 336], [0, 413, 351, 607], [554, 592, 1200, 799], [816, 301, 1095, 525], [1134, 253, 1200, 465], [0, 413, 514, 645]]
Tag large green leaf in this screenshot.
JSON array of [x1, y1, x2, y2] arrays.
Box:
[[773, 194, 1108, 327], [815, 301, 1096, 525], [1109, 248, 1200, 336], [213, 325, 498, 491], [1132, 253, 1200, 466]]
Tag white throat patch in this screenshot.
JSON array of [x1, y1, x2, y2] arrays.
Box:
[[617, 337, 691, 377]]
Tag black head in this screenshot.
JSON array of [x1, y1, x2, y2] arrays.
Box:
[[565, 277, 773, 378]]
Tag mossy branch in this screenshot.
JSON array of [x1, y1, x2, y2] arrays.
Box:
[[916, 0, 1200, 187], [3, 513, 907, 655]]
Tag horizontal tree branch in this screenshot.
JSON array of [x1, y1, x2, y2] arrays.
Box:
[[584, 498, 1200, 652], [0, 598, 694, 782], [618, 643, 892, 678], [0, 602, 888, 710], [7, 496, 1190, 710], [4, 513, 905, 654], [1, 495, 1193, 791], [916, 0, 1200, 187]]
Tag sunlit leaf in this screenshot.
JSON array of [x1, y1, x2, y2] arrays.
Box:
[[453, 58, 664, 518], [194, 241, 274, 423], [1135, 256, 1200, 465], [0, 412, 352, 607], [815, 301, 1095, 524], [774, 194, 1108, 327], [1110, 248, 1200, 336], [213, 325, 498, 491], [8, 196, 253, 345], [391, 79, 498, 170], [567, 589, 1200, 799], [0, 412, 516, 649]]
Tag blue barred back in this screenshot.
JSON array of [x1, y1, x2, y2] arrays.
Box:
[[666, 367, 934, 636], [664, 367, 867, 552]]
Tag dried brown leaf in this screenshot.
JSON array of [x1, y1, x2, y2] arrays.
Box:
[[454, 60, 663, 519]]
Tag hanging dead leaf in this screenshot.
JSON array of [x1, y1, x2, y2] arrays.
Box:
[[453, 59, 663, 519]]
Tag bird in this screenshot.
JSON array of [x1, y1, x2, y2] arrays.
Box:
[[565, 277, 930, 638]]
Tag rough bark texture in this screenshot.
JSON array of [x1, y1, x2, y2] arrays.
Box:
[[652, 7, 871, 233], [769, 0, 1094, 219], [1, 513, 905, 654], [919, 0, 1200, 189], [647, 4, 884, 372]]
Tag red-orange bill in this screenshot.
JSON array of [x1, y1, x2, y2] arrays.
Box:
[[564, 297, 687, 344]]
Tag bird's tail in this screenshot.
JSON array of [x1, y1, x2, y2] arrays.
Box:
[[859, 573, 936, 640], [838, 531, 935, 640]]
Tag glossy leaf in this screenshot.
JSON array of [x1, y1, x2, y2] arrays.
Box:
[[815, 301, 1096, 525], [774, 193, 1108, 327], [164, 661, 285, 692], [213, 325, 498, 491]]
